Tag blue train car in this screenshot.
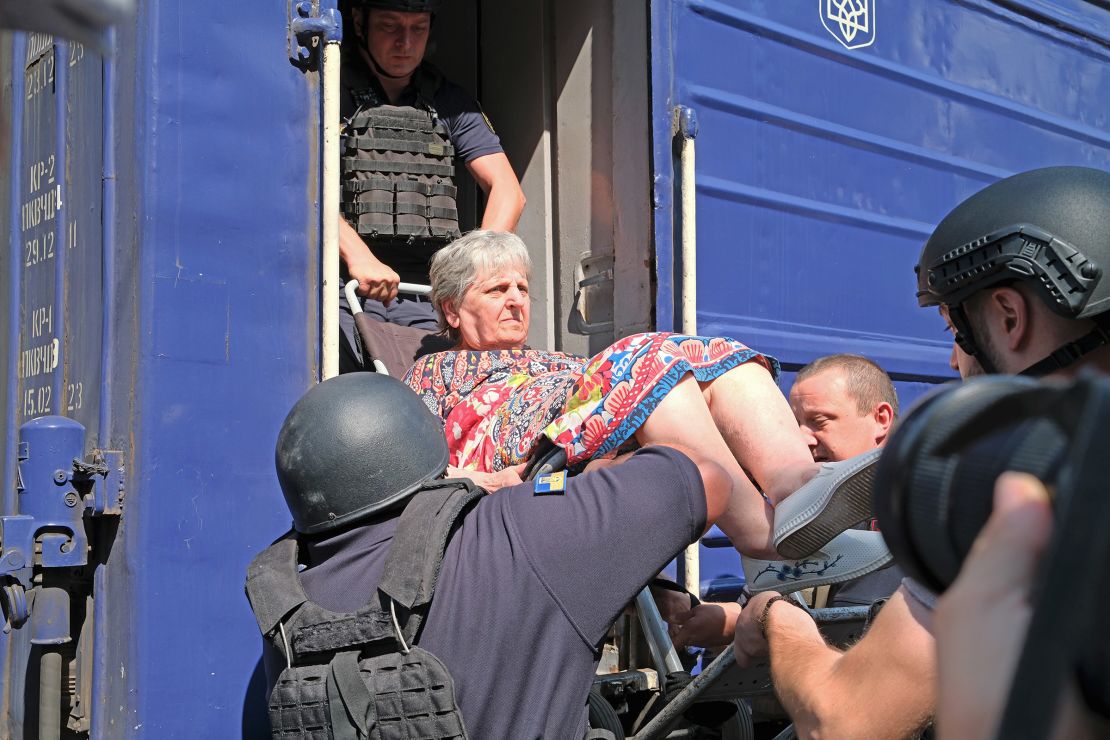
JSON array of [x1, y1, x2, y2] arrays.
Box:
[[0, 2, 320, 736], [650, 0, 1110, 594], [0, 0, 1108, 736]]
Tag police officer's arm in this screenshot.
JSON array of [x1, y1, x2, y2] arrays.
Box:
[[339, 217, 400, 304], [734, 586, 936, 740], [584, 443, 731, 528], [467, 152, 526, 232], [507, 444, 730, 647]]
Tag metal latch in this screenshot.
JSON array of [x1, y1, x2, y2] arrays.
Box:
[[288, 1, 342, 65], [568, 252, 615, 336]]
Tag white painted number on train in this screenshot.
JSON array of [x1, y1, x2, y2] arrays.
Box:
[[25, 48, 55, 101], [23, 385, 52, 416], [66, 382, 84, 412], [25, 232, 56, 267], [69, 42, 85, 68]]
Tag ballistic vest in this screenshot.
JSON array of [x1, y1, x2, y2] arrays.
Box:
[[341, 66, 461, 247], [245, 481, 485, 739]]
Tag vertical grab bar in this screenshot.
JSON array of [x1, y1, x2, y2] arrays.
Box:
[[290, 5, 343, 379], [676, 106, 700, 597], [321, 36, 341, 380]]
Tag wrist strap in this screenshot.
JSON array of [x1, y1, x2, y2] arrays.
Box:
[[758, 595, 801, 639]]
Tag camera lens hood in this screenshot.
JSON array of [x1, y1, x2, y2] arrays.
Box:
[[873, 375, 1068, 593]]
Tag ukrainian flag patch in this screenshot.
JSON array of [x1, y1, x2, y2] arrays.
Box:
[[533, 471, 567, 495]]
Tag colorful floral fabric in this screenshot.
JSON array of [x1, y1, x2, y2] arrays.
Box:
[[403, 332, 778, 472]]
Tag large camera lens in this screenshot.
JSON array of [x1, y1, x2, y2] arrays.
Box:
[[873, 376, 1068, 594]]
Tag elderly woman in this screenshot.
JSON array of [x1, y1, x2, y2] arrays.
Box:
[[403, 231, 877, 559]]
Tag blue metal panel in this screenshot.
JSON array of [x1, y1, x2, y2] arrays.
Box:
[[105, 2, 321, 735], [2, 1, 323, 736], [651, 0, 1110, 596], [651, 0, 1110, 382]]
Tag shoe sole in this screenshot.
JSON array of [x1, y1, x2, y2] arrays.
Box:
[[746, 547, 893, 595], [774, 463, 877, 560]]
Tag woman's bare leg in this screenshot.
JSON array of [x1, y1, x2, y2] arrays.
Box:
[[700, 362, 818, 506], [635, 375, 778, 558]]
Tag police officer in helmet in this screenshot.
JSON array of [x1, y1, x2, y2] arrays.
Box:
[[912, 168, 1110, 737], [337, 0, 526, 371], [248, 372, 734, 738], [721, 167, 1110, 740], [916, 165, 1110, 379]]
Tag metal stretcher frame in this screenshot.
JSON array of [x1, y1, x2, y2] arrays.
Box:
[[629, 604, 871, 739], [344, 280, 448, 375]]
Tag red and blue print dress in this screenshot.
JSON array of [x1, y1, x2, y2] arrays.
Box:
[[403, 332, 779, 472]]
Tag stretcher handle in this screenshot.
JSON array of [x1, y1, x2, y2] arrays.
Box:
[[344, 280, 432, 316]]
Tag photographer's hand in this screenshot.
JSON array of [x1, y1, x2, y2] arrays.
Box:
[[935, 472, 1053, 740]]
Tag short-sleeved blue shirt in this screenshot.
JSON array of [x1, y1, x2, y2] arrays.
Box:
[[298, 446, 707, 739]]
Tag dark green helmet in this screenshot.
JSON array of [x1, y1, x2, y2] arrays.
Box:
[[275, 373, 449, 534], [915, 166, 1110, 374]]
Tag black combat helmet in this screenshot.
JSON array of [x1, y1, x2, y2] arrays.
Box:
[[916, 166, 1110, 375], [275, 373, 449, 534], [354, 0, 442, 12]]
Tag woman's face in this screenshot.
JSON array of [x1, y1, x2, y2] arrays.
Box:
[[445, 264, 531, 350]]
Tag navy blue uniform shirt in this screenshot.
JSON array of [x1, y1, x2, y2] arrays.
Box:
[[299, 445, 707, 739]]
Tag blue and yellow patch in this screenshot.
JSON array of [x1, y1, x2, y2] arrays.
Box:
[[533, 471, 567, 495]]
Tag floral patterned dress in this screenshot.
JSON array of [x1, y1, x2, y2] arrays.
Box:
[[403, 332, 779, 472]]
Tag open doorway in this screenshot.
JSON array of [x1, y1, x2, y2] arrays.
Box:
[[410, 0, 656, 353]]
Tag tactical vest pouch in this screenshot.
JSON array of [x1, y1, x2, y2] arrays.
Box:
[[247, 481, 487, 740], [268, 647, 466, 740], [342, 104, 461, 245]]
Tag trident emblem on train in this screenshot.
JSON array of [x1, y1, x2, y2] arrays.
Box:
[[820, 0, 876, 50]]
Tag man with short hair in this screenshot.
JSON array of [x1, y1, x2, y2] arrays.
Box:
[[669, 354, 905, 655], [732, 166, 1110, 739], [337, 0, 526, 370], [790, 353, 897, 464], [788, 354, 903, 608]]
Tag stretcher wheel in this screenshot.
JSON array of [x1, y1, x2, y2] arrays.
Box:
[[587, 688, 625, 738], [718, 699, 755, 740]]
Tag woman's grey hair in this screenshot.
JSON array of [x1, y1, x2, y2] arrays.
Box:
[[429, 230, 532, 342]]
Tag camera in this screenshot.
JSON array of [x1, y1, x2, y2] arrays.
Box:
[[872, 374, 1110, 734], [872, 374, 1071, 594]]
